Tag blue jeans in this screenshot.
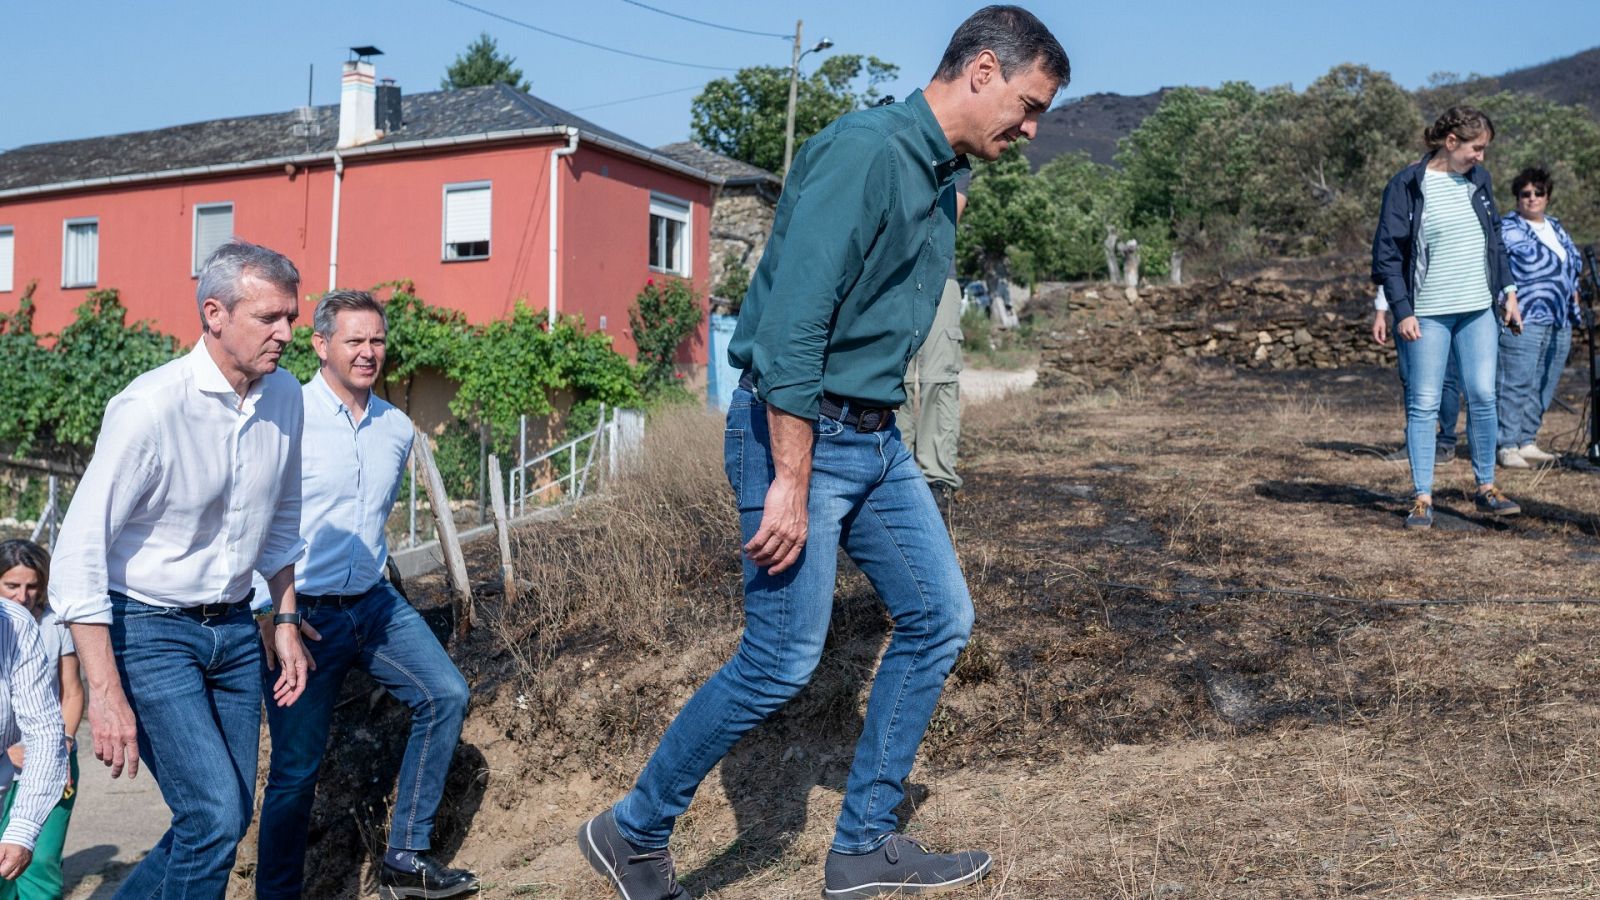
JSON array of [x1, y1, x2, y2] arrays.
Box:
[[109, 593, 262, 900], [612, 388, 974, 855], [1395, 329, 1464, 449], [1497, 322, 1571, 450], [255, 579, 468, 899], [1399, 308, 1500, 494]]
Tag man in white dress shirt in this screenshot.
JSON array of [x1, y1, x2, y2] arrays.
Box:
[[254, 290, 474, 900], [0, 601, 67, 882], [49, 240, 313, 899]]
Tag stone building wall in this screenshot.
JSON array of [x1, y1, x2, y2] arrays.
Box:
[[708, 186, 777, 306]]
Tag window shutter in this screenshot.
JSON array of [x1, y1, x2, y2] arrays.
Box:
[[64, 221, 98, 287], [194, 205, 234, 272], [445, 186, 492, 244], [0, 229, 12, 293]]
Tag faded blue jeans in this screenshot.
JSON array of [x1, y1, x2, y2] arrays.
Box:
[[109, 592, 262, 900], [255, 579, 469, 899], [1400, 308, 1500, 495], [612, 387, 974, 855], [1497, 321, 1571, 451]]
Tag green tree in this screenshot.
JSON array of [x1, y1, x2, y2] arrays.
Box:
[[691, 54, 898, 173], [957, 145, 1057, 293], [1467, 91, 1600, 243], [629, 277, 704, 400], [441, 32, 532, 93], [1032, 152, 1131, 279]]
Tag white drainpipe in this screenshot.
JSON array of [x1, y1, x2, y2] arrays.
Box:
[[548, 128, 580, 326], [327, 152, 345, 291]]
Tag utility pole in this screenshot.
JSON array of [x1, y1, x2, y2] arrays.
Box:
[[783, 19, 803, 179]]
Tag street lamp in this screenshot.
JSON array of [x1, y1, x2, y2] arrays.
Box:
[[783, 21, 833, 178]]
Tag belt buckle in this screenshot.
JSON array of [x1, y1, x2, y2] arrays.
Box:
[[855, 408, 887, 433]]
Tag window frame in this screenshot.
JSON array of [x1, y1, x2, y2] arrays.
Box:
[[61, 216, 99, 289], [441, 180, 493, 262], [648, 193, 692, 278], [191, 202, 235, 277], [0, 226, 13, 293]]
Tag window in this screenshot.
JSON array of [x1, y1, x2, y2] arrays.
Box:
[[193, 203, 234, 275], [649, 194, 691, 276], [442, 182, 491, 261], [0, 227, 12, 293], [62, 218, 98, 288]]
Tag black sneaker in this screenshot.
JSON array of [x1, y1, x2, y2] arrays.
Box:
[[1405, 498, 1433, 530], [377, 854, 479, 899], [1436, 443, 1456, 464], [1474, 485, 1522, 516], [578, 808, 685, 899], [822, 833, 992, 898]]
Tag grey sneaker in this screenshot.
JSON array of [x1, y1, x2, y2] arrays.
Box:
[[1404, 498, 1433, 530], [1518, 442, 1557, 463], [823, 834, 992, 898], [1474, 484, 1521, 516], [578, 809, 685, 900]]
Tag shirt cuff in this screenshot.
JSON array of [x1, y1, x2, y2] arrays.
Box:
[[255, 540, 307, 585], [57, 598, 112, 627], [2, 818, 41, 851], [762, 385, 820, 421]]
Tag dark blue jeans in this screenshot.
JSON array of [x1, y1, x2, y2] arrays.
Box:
[[109, 593, 262, 900], [255, 580, 469, 899], [612, 388, 975, 854], [1497, 321, 1571, 450]]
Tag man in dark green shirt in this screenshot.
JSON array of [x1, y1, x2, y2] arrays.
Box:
[[581, 8, 1069, 899]]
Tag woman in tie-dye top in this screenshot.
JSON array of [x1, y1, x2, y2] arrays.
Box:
[[1495, 167, 1584, 469]]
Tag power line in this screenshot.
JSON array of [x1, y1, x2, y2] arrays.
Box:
[[443, 0, 738, 72], [570, 83, 709, 112], [618, 0, 792, 40]]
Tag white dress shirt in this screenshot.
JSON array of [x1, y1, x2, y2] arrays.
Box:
[[295, 372, 414, 596], [0, 601, 67, 849], [49, 338, 305, 624]]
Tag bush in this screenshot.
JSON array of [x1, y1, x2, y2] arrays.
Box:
[[629, 278, 703, 399]]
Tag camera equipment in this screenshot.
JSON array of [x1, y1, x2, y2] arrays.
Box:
[[1581, 246, 1600, 461]]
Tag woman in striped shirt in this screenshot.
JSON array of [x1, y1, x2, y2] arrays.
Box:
[[1372, 106, 1523, 529]]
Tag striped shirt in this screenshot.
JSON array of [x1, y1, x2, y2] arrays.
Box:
[[1413, 170, 1493, 316], [0, 601, 67, 849]]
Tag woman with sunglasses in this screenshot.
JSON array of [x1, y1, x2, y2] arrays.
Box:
[[1372, 106, 1523, 529], [1495, 167, 1584, 469]]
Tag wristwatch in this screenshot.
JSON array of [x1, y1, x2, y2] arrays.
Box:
[[273, 612, 303, 627]]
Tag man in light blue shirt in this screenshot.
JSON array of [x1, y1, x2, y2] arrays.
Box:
[[254, 290, 475, 900]]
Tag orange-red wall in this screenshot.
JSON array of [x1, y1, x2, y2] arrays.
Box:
[[0, 138, 712, 363]]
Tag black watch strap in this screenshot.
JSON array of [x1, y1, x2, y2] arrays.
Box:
[[273, 612, 303, 627]]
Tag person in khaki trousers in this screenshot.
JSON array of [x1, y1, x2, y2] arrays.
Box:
[[902, 178, 969, 512]]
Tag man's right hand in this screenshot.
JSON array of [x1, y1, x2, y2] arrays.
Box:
[[86, 688, 139, 779], [744, 406, 816, 576]]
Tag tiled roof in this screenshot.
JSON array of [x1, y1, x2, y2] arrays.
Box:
[[655, 142, 779, 187], [0, 84, 693, 192]]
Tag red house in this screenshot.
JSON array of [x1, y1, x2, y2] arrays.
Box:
[[0, 54, 719, 367]]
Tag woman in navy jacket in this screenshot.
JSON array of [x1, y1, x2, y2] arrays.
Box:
[[1371, 106, 1522, 529]]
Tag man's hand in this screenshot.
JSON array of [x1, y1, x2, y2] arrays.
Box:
[[260, 617, 321, 673], [1371, 310, 1389, 345], [0, 843, 32, 880], [269, 623, 315, 708], [84, 688, 138, 779], [744, 406, 815, 576], [1397, 315, 1421, 342]]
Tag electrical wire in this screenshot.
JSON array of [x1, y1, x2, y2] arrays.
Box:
[[444, 0, 739, 72], [570, 83, 708, 112], [619, 0, 793, 40]]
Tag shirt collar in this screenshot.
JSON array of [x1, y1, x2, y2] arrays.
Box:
[[310, 369, 379, 425], [904, 89, 969, 185], [188, 336, 244, 397]]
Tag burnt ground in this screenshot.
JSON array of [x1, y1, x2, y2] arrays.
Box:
[[237, 360, 1600, 899]]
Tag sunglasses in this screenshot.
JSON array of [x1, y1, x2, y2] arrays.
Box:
[[1518, 189, 1547, 199]]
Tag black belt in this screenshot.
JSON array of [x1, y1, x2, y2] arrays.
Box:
[[737, 371, 897, 433], [178, 589, 255, 621], [299, 584, 377, 610]]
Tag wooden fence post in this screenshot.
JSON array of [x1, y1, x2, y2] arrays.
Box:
[[487, 455, 517, 605], [412, 428, 474, 638]]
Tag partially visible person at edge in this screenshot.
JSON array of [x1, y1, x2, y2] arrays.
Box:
[[0, 541, 80, 900], [1372, 286, 1467, 464], [575, 7, 1070, 900], [49, 239, 312, 899], [0, 557, 67, 886], [253, 290, 475, 900], [901, 172, 971, 518], [1495, 167, 1584, 470], [1372, 106, 1522, 530]]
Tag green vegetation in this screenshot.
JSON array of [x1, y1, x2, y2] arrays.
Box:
[[441, 32, 532, 93], [628, 277, 703, 401]]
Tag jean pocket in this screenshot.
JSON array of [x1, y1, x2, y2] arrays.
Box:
[[724, 429, 744, 495]]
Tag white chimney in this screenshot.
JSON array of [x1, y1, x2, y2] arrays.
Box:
[[338, 58, 378, 148]]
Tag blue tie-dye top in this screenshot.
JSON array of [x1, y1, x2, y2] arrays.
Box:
[[1500, 212, 1583, 326]]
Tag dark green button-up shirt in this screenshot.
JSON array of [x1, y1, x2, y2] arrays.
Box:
[[728, 89, 969, 420]]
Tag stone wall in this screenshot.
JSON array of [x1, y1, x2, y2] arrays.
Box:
[[708, 186, 777, 305], [1038, 274, 1398, 388]]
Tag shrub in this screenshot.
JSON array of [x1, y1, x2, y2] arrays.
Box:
[[629, 278, 703, 399]]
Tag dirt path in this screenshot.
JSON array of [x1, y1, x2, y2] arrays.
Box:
[[63, 721, 168, 899]]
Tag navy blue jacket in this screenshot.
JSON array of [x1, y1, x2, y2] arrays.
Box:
[[1371, 156, 1515, 323]]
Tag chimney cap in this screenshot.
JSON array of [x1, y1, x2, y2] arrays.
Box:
[[349, 45, 384, 60]]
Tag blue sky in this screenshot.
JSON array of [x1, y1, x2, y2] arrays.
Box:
[[4, 0, 1599, 152]]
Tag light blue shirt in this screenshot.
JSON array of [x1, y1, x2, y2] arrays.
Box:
[[295, 371, 415, 596]]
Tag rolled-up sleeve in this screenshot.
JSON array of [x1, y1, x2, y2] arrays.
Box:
[[48, 394, 160, 626], [255, 396, 305, 581], [753, 128, 894, 420], [2, 620, 67, 850]]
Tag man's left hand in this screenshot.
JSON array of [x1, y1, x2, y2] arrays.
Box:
[[269, 623, 316, 707], [0, 843, 32, 880]]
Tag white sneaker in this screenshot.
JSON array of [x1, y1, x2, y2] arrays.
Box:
[[1518, 442, 1556, 463], [1498, 447, 1530, 469]]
